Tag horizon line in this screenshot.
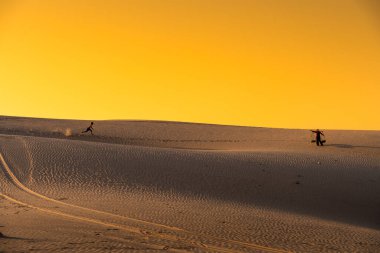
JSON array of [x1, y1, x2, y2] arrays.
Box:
[[1, 114, 379, 132]]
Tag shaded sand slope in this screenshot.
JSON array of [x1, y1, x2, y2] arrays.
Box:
[[1, 116, 380, 252]]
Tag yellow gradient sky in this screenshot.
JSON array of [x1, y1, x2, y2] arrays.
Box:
[[1, 0, 379, 130]]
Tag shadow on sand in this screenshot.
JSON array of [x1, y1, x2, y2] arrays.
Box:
[[0, 232, 30, 240], [327, 144, 380, 149]]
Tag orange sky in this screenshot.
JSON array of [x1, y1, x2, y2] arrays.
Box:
[[0, 0, 379, 130]]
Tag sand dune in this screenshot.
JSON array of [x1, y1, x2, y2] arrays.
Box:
[[1, 116, 380, 252]]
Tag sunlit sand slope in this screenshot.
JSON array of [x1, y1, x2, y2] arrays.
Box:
[[1, 116, 380, 252]]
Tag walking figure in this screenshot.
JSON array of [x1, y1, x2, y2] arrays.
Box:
[[82, 122, 94, 135], [310, 129, 325, 146]]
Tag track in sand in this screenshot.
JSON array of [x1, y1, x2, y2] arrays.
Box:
[[0, 152, 288, 253]]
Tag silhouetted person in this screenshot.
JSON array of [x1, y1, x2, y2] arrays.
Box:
[[82, 122, 94, 135], [311, 129, 325, 146]]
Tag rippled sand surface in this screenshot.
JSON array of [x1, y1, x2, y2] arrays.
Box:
[[1, 116, 380, 252]]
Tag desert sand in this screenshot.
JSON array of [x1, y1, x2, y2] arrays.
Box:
[[0, 116, 380, 252]]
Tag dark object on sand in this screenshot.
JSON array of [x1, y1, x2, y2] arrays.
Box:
[[82, 122, 94, 135], [0, 232, 5, 238], [311, 140, 326, 144], [310, 129, 325, 146]]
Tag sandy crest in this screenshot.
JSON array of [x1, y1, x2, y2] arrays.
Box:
[[1, 116, 380, 252]]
